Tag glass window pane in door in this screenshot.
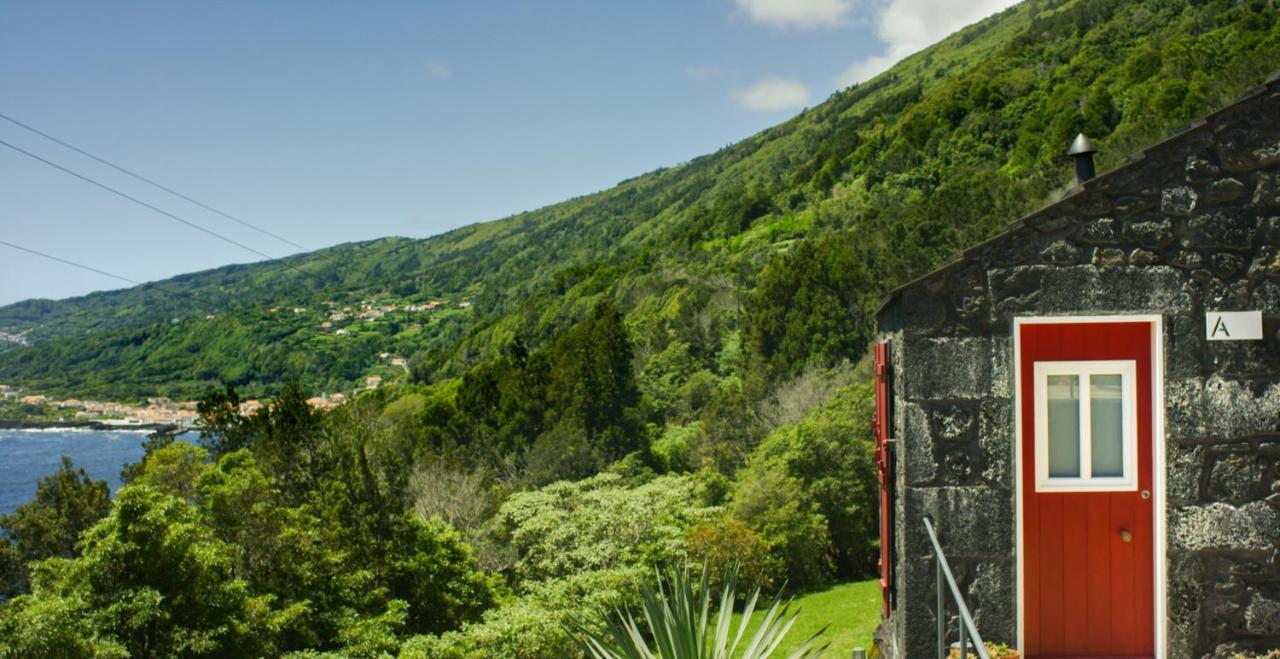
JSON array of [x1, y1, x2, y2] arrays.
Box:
[[1090, 374, 1125, 477], [1047, 374, 1081, 478]]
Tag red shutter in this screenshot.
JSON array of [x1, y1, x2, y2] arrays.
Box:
[[872, 341, 893, 618]]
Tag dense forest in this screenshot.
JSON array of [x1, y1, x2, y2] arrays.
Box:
[[2, 0, 1280, 655]]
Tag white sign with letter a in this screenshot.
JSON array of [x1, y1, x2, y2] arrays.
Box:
[[1205, 311, 1263, 341]]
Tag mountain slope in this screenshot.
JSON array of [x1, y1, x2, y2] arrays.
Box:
[[2, 0, 1277, 400]]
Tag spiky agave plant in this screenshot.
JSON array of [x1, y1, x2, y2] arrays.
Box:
[[569, 566, 827, 659]]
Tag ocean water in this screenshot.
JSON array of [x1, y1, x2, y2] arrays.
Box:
[[0, 429, 150, 516]]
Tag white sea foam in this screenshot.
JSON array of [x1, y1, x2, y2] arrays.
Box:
[[2, 427, 150, 435]]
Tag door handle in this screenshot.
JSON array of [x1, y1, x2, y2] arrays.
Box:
[[1119, 529, 1132, 543]]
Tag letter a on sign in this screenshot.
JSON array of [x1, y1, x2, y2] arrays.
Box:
[[1205, 311, 1263, 341], [1211, 316, 1230, 338]]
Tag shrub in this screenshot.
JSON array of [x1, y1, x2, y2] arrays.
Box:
[[732, 378, 878, 583], [492, 473, 717, 583], [651, 422, 702, 473], [403, 567, 647, 659], [732, 469, 834, 587], [686, 516, 776, 592]]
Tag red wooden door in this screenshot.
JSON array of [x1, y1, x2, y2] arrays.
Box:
[[1020, 321, 1155, 657]]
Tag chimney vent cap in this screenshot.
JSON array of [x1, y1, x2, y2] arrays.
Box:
[[1067, 133, 1098, 156]]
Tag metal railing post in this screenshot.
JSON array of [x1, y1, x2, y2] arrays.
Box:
[[936, 557, 945, 659], [923, 516, 990, 659]]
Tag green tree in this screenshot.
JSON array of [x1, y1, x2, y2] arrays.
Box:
[[196, 383, 255, 458], [0, 585, 126, 658], [685, 515, 776, 593], [732, 467, 833, 588], [0, 540, 23, 603], [119, 430, 177, 484], [255, 381, 323, 503], [0, 456, 111, 598], [552, 301, 643, 457], [745, 234, 873, 386], [731, 379, 878, 584], [310, 401, 503, 638], [492, 473, 716, 584], [385, 514, 502, 634], [692, 380, 767, 474], [458, 353, 552, 459], [0, 440, 501, 654], [745, 381, 877, 578], [2, 482, 285, 656]]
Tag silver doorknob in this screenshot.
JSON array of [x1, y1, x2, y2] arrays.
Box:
[[1119, 529, 1132, 542]]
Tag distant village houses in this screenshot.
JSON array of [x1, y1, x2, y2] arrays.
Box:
[[305, 392, 348, 411], [7, 384, 353, 426]]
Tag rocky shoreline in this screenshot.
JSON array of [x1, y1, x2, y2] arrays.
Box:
[[0, 418, 180, 434]]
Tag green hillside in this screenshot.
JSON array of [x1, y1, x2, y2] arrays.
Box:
[[4, 1, 1280, 656], [1, 0, 1277, 403]]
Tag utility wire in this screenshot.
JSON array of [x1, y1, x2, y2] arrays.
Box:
[[0, 138, 327, 286], [0, 112, 311, 253], [0, 239, 146, 288], [0, 138, 275, 260], [0, 238, 224, 313]]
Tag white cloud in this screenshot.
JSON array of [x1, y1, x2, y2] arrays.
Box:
[[733, 77, 811, 112], [685, 65, 728, 82], [731, 0, 854, 30], [837, 0, 1021, 87], [424, 60, 452, 80]]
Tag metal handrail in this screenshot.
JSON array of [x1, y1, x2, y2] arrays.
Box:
[[923, 516, 989, 659]]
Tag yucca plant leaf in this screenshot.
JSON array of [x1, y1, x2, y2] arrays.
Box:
[[711, 567, 739, 659], [696, 566, 712, 659], [728, 581, 763, 658], [741, 594, 794, 658], [566, 565, 825, 659], [783, 625, 830, 659], [757, 608, 802, 658]]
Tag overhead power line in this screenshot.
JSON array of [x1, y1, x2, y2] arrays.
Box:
[[0, 238, 220, 312], [0, 239, 146, 288], [0, 111, 311, 253], [0, 138, 275, 260], [0, 138, 328, 286]]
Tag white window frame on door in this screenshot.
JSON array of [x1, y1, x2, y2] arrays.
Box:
[[1033, 359, 1138, 492]]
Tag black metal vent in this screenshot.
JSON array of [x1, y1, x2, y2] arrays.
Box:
[[1068, 132, 1098, 184]]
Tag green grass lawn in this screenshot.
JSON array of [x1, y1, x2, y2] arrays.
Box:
[[734, 578, 881, 656]]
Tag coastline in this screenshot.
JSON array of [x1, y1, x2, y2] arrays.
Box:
[[0, 418, 181, 434]]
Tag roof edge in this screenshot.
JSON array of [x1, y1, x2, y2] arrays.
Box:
[[874, 70, 1279, 320]]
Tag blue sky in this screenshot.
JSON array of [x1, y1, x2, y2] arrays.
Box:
[[0, 0, 1017, 306]]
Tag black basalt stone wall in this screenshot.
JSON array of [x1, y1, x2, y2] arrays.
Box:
[[876, 77, 1280, 659]]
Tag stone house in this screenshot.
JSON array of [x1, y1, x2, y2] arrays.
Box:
[[872, 73, 1280, 658]]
